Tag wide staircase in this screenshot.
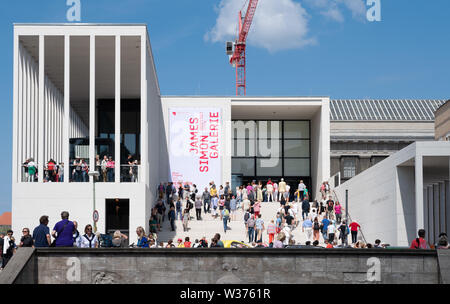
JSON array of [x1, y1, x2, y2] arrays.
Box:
[[156, 201, 323, 245]]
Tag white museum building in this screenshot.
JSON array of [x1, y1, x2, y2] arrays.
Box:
[[11, 24, 450, 245], [11, 24, 330, 241]]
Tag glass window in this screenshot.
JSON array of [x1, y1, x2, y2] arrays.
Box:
[[232, 158, 255, 176], [284, 140, 309, 157], [257, 139, 281, 158], [233, 139, 256, 157], [233, 121, 256, 139], [371, 156, 386, 166], [257, 121, 281, 139], [284, 159, 310, 176], [256, 158, 282, 176], [283, 121, 309, 139], [343, 157, 357, 178]]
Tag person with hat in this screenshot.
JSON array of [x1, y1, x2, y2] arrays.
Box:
[[177, 238, 185, 248]]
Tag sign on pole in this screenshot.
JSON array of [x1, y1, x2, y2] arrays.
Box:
[[93, 210, 99, 223]]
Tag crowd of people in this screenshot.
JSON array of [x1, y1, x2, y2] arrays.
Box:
[[1, 178, 448, 271], [21, 153, 139, 183]]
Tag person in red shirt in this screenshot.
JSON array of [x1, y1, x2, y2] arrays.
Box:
[[349, 221, 361, 244], [184, 237, 191, 248], [410, 229, 430, 249]]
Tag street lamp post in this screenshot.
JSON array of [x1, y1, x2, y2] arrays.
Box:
[[88, 171, 100, 233], [345, 189, 348, 222]]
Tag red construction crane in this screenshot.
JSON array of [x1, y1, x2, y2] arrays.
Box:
[[226, 0, 259, 96]]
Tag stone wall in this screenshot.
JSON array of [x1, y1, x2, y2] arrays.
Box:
[[22, 248, 440, 284]]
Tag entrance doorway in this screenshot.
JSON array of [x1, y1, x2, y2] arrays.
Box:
[[105, 199, 129, 235]]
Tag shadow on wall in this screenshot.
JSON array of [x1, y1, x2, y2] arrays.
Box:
[[397, 166, 417, 245]]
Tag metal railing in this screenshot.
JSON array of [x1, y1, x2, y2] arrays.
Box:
[[20, 163, 141, 183], [331, 189, 367, 244], [21, 163, 67, 183], [120, 165, 140, 183], [69, 165, 90, 182], [95, 165, 141, 183], [21, 165, 38, 183]]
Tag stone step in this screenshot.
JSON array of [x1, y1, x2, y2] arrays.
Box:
[[153, 200, 347, 246]]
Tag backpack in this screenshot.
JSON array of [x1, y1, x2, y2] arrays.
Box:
[[314, 222, 320, 230], [244, 212, 250, 222], [99, 234, 112, 248], [223, 209, 230, 217]]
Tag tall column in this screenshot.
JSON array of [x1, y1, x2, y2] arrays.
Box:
[[415, 155, 424, 232], [89, 35, 96, 181], [140, 34, 147, 184], [63, 35, 70, 182], [115, 35, 121, 183], [38, 36, 45, 183], [12, 34, 19, 183]]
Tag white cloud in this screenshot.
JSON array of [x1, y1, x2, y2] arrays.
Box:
[[205, 0, 315, 53], [340, 0, 366, 19], [304, 0, 366, 22], [321, 7, 345, 22]]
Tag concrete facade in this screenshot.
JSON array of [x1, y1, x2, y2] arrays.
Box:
[[160, 96, 331, 200], [335, 142, 450, 246], [435, 100, 450, 141], [12, 24, 162, 244], [12, 24, 331, 245], [1, 247, 442, 284], [329, 100, 446, 183]]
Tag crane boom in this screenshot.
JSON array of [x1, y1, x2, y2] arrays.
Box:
[[228, 0, 259, 96], [239, 0, 259, 43]]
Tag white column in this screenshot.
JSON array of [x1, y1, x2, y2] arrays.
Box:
[[63, 35, 70, 182], [115, 35, 121, 183], [50, 84, 54, 160], [38, 36, 45, 183], [12, 34, 19, 183], [30, 54, 35, 166], [25, 51, 30, 164], [89, 35, 96, 181], [18, 46, 23, 181], [44, 80, 48, 162], [140, 34, 147, 184], [415, 155, 424, 231]]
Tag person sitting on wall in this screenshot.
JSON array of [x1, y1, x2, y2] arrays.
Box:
[[410, 229, 430, 249]]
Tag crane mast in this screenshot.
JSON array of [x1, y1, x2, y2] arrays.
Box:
[[227, 0, 259, 96]]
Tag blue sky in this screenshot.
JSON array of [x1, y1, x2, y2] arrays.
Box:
[[0, 0, 449, 214]]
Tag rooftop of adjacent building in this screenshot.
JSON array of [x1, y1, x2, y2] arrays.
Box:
[[330, 99, 447, 122], [0, 211, 12, 226]]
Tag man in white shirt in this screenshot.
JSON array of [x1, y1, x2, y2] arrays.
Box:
[[327, 221, 336, 243], [285, 184, 290, 202], [281, 224, 292, 246], [298, 180, 306, 201], [278, 178, 286, 201], [242, 198, 251, 213]]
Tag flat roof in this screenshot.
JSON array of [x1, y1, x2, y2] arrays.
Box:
[[161, 96, 330, 99], [14, 23, 147, 26]]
